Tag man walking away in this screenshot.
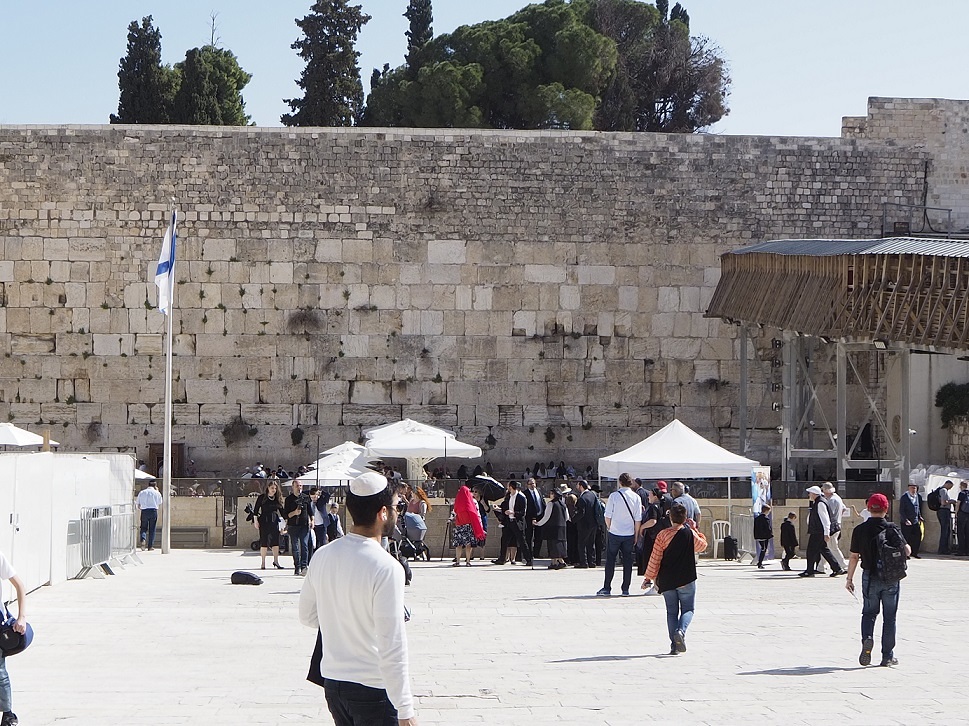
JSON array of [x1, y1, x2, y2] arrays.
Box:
[[136, 481, 162, 551], [846, 493, 909, 668], [299, 471, 417, 725], [753, 505, 773, 569], [597, 473, 642, 597], [936, 480, 956, 554], [822, 482, 848, 573], [898, 482, 923, 559], [800, 486, 843, 577], [573, 480, 598, 568], [644, 504, 708, 654], [780, 512, 798, 571], [957, 481, 969, 557]]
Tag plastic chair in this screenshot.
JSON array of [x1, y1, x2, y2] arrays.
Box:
[[711, 520, 731, 559]]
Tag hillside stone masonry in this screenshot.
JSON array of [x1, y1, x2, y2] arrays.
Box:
[[0, 97, 961, 475]]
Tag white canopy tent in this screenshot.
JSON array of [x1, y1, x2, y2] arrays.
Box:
[[364, 419, 482, 481], [0, 422, 60, 448], [597, 419, 760, 505]]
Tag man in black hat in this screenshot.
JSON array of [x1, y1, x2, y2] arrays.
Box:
[[493, 480, 532, 566]]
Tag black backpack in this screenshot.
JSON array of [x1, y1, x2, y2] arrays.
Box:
[[875, 523, 907, 583], [927, 487, 942, 511], [230, 571, 263, 585]]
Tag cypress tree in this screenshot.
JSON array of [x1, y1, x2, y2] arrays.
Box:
[[110, 16, 177, 124], [404, 0, 433, 80]]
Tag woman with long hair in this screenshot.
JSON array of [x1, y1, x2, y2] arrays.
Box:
[[408, 487, 431, 517], [451, 485, 485, 567], [252, 480, 285, 569]]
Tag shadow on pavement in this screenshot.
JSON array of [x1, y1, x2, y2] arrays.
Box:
[[737, 665, 867, 676], [551, 654, 671, 663]]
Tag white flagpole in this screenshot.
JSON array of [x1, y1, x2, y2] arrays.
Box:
[[161, 203, 177, 554]]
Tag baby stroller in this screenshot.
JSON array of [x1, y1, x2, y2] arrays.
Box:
[[394, 512, 430, 562]]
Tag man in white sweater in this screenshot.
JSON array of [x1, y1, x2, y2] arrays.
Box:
[[299, 471, 417, 725]]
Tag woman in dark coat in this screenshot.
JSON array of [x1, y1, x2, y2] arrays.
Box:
[[534, 489, 569, 569], [252, 480, 285, 569]]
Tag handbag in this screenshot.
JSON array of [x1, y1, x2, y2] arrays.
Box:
[[0, 602, 33, 657]]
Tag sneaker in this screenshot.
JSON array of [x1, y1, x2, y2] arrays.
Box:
[[147, 547, 154, 551], [2, 711, 18, 726], [797, 571, 815, 578], [620, 590, 630, 597], [880, 656, 899, 667], [596, 588, 611, 597], [859, 637, 874, 666], [830, 569, 846, 577], [673, 629, 687, 653], [668, 647, 679, 655]]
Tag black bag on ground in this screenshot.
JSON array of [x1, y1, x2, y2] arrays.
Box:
[[723, 535, 738, 560], [231, 571, 263, 585]]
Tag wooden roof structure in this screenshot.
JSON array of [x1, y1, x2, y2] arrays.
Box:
[[706, 237, 969, 351]]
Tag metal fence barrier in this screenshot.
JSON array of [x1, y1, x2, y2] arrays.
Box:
[[78, 506, 114, 578], [730, 512, 756, 563], [110, 502, 137, 565]]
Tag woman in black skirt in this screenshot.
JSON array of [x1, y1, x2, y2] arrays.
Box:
[[534, 488, 569, 569], [253, 480, 285, 569]]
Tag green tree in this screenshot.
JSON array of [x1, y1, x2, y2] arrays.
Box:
[[110, 16, 177, 124], [171, 46, 252, 125], [404, 0, 434, 80], [282, 0, 371, 127]]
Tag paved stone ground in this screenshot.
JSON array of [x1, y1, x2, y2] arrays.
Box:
[[9, 547, 967, 725]]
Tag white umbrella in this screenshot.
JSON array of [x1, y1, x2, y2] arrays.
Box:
[[0, 422, 60, 447], [295, 465, 359, 487], [319, 441, 368, 457], [134, 469, 156, 480], [306, 451, 373, 478], [364, 419, 482, 481]]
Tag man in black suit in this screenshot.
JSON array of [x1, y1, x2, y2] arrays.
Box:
[[523, 478, 545, 559], [898, 482, 923, 558], [493, 480, 532, 566]]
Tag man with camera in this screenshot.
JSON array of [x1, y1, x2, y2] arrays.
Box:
[[285, 481, 313, 576]]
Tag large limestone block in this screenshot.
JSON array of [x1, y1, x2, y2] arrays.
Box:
[[197, 404, 239, 426], [401, 405, 457, 428], [524, 265, 566, 284], [258, 380, 308, 405], [577, 266, 616, 285], [241, 404, 293, 426], [342, 404, 402, 426], [317, 404, 343, 426], [11, 334, 55, 354], [68, 237, 106, 261], [185, 379, 228, 404], [350, 381, 392, 404]]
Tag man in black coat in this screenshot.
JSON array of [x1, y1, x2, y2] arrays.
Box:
[[779, 512, 799, 571], [800, 486, 842, 577], [753, 504, 774, 569], [574, 480, 599, 568], [898, 482, 923, 558], [523, 478, 546, 559]]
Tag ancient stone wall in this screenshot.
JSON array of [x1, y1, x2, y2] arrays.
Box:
[[0, 117, 930, 475]]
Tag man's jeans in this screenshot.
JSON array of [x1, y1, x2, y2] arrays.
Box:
[[938, 509, 953, 554], [139, 508, 158, 548], [324, 678, 398, 726], [289, 525, 310, 572], [662, 580, 696, 647], [861, 570, 899, 659], [603, 533, 634, 593], [0, 653, 10, 712]]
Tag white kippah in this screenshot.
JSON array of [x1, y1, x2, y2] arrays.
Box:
[[350, 471, 388, 497]]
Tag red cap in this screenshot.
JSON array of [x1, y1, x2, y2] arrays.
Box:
[[657, 480, 668, 492], [867, 493, 889, 512]]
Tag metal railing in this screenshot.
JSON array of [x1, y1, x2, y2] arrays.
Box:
[[78, 506, 113, 578], [110, 503, 137, 562], [729, 512, 756, 563]]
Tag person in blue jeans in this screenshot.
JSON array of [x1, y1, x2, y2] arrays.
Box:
[[136, 481, 162, 551], [846, 493, 910, 667], [0, 549, 27, 725], [644, 504, 708, 654], [284, 480, 312, 575], [597, 473, 643, 597]]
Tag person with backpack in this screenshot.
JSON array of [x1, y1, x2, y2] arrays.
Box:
[[846, 493, 910, 668], [957, 481, 969, 557], [933, 480, 956, 555], [899, 482, 923, 558]]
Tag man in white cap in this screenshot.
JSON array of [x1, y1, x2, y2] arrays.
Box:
[[800, 485, 844, 578], [299, 471, 417, 725]]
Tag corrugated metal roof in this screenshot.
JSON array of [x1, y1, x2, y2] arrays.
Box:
[[731, 236, 969, 257]]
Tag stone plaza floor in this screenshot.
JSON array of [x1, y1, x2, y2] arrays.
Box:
[[10, 546, 966, 725]]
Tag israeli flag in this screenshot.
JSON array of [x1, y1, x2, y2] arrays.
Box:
[[154, 209, 177, 315]]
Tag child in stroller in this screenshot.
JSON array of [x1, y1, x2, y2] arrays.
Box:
[[392, 509, 430, 562]]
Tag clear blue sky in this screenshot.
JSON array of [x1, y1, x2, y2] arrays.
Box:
[[2, 1, 968, 136]]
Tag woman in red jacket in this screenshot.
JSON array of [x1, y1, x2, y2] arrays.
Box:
[[451, 485, 485, 567]]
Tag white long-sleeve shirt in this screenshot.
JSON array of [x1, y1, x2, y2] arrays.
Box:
[[298, 534, 414, 719]]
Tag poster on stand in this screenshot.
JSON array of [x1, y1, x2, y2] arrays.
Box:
[[752, 467, 772, 511]]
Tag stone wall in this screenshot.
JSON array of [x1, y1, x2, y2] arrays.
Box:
[[0, 108, 933, 475]]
